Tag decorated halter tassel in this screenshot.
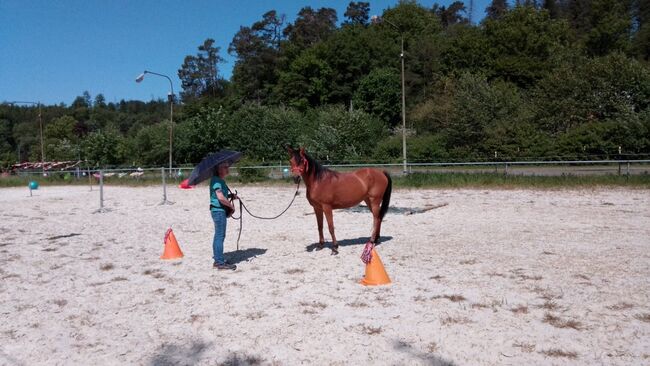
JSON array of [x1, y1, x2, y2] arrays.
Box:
[[361, 241, 375, 264]]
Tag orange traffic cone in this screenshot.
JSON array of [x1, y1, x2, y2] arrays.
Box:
[[161, 228, 184, 260], [360, 248, 391, 286]]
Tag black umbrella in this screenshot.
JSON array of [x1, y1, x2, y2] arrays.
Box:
[[188, 150, 242, 186]]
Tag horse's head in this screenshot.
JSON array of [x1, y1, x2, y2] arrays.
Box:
[[286, 145, 309, 184]]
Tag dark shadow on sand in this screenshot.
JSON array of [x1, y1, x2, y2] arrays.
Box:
[[343, 205, 447, 215], [392, 339, 457, 366], [225, 247, 267, 264], [305, 236, 393, 252], [147, 340, 210, 366]]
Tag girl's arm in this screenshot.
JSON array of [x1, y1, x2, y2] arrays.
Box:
[[215, 189, 235, 210]]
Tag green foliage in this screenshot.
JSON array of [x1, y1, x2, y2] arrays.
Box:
[[532, 53, 650, 135], [178, 39, 225, 101], [276, 50, 333, 109], [2, 1, 650, 171], [353, 68, 401, 127], [484, 6, 570, 86], [298, 105, 388, 162], [174, 106, 229, 164], [83, 129, 125, 167], [229, 104, 303, 161]]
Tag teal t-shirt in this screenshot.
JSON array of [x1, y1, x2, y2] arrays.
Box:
[[209, 176, 229, 211]]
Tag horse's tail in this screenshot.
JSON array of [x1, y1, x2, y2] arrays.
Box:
[[379, 171, 392, 220]]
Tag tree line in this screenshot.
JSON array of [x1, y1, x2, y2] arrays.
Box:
[[1, 0, 649, 170]]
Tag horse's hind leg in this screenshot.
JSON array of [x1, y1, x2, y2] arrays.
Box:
[[322, 205, 338, 255], [365, 198, 382, 244], [314, 207, 325, 250]]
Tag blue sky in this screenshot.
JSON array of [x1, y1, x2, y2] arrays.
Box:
[[0, 0, 489, 106]]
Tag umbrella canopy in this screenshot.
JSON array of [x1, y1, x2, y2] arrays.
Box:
[[188, 150, 242, 186]]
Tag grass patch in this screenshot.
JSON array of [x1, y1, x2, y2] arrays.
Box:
[[284, 268, 305, 275], [4, 170, 650, 188], [393, 172, 650, 189], [432, 294, 466, 302], [540, 348, 578, 359], [606, 302, 634, 311], [543, 313, 583, 330], [513, 342, 535, 353], [360, 325, 383, 335], [634, 313, 650, 323], [441, 316, 472, 325], [511, 305, 529, 314], [346, 301, 368, 308]]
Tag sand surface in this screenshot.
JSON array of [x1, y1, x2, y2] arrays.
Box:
[[1, 184, 649, 365]]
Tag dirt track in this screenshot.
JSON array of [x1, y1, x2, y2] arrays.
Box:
[[1, 185, 649, 365]]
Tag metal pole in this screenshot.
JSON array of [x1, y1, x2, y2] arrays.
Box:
[[38, 103, 45, 175], [400, 35, 407, 174], [160, 166, 173, 205], [99, 170, 104, 210], [88, 166, 92, 191], [162, 167, 167, 203], [169, 93, 173, 177]]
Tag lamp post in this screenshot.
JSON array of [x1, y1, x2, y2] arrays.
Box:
[[136, 70, 175, 175], [6, 101, 45, 174], [371, 15, 408, 174]]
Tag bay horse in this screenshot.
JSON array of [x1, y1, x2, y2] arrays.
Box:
[[286, 146, 392, 255]]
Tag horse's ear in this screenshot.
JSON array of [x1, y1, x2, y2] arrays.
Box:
[[284, 144, 294, 155], [299, 147, 309, 170]]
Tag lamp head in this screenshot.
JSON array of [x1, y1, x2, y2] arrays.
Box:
[[135, 73, 145, 83]]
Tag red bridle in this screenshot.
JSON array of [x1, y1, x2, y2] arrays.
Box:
[[291, 158, 308, 176]]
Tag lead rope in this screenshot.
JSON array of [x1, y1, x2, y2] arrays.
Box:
[[229, 181, 301, 249]]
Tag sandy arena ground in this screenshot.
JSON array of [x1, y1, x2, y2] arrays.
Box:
[[0, 184, 649, 365]]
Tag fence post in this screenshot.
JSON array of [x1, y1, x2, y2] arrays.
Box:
[[504, 163, 508, 176], [100, 170, 104, 210], [93, 170, 108, 213], [160, 167, 173, 205], [626, 162, 630, 176], [88, 166, 92, 191]]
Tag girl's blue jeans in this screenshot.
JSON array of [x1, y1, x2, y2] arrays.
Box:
[[211, 210, 227, 265]]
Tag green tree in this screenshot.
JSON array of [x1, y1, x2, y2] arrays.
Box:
[[352, 68, 401, 127], [174, 106, 230, 164], [532, 53, 650, 136], [283, 7, 338, 50], [299, 106, 388, 162], [486, 0, 509, 20], [344, 2, 370, 26], [276, 51, 333, 109], [228, 11, 285, 102], [178, 38, 225, 101], [433, 1, 468, 28], [584, 0, 633, 56], [83, 129, 124, 166], [483, 6, 570, 86]]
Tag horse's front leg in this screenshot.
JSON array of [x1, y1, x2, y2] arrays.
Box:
[[314, 207, 325, 250], [322, 205, 338, 255], [365, 198, 381, 244]]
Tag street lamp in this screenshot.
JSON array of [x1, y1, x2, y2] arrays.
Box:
[[371, 15, 408, 174], [5, 101, 45, 174], [136, 70, 175, 175]]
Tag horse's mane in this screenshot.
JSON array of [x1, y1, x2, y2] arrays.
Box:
[[300, 152, 337, 181]]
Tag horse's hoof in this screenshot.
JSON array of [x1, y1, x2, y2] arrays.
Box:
[[331, 249, 339, 255]]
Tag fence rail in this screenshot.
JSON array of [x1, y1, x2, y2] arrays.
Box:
[[7, 159, 650, 179]]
